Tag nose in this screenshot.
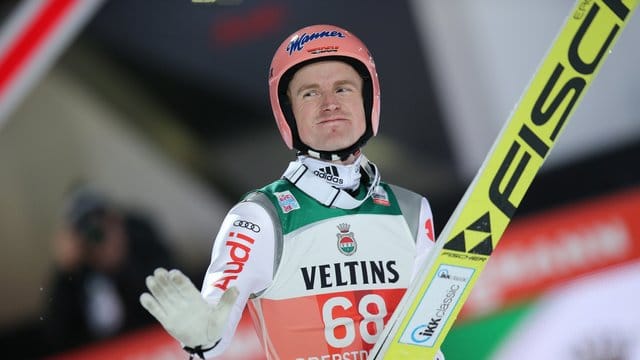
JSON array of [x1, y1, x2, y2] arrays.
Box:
[[321, 93, 340, 111]]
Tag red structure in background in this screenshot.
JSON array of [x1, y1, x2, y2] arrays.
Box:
[[462, 186, 640, 319], [47, 308, 265, 360]]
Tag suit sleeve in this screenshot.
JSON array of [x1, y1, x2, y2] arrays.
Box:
[[200, 200, 276, 358], [410, 196, 437, 283]]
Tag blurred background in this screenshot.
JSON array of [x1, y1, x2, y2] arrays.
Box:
[[0, 0, 638, 359]]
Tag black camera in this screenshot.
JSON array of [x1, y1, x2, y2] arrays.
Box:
[[75, 210, 107, 244], [65, 187, 110, 245]]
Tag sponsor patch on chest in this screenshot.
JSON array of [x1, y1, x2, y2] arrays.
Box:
[[274, 190, 300, 213], [372, 185, 390, 206]]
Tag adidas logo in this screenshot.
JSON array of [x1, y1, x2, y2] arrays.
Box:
[[313, 165, 344, 185]]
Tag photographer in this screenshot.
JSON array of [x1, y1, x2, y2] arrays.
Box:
[[43, 186, 174, 353]]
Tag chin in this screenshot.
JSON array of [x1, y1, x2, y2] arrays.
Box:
[[318, 143, 352, 152]]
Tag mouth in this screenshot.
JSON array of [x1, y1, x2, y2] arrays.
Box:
[[317, 117, 348, 125]]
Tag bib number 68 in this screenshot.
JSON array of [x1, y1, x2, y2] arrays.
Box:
[[322, 294, 388, 348]]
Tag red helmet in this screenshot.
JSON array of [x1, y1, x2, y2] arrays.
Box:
[[268, 24, 381, 160]]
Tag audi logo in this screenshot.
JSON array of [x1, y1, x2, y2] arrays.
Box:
[[233, 220, 261, 232]]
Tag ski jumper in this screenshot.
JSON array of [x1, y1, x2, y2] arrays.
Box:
[[199, 155, 439, 359]]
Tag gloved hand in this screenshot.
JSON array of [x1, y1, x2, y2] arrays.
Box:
[[139, 268, 239, 358]]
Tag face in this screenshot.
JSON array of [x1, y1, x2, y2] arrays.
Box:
[[287, 60, 366, 152], [84, 212, 127, 272]]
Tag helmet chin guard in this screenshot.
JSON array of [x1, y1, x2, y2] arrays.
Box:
[[268, 24, 381, 161]]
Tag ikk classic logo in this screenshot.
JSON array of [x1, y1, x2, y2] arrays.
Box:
[[399, 264, 475, 347], [336, 223, 357, 256]]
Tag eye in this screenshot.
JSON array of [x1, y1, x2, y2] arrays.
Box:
[[302, 89, 319, 98], [336, 85, 355, 94]]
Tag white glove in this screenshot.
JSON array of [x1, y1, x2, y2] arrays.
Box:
[[139, 268, 239, 358]]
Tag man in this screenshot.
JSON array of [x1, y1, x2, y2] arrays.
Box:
[[45, 185, 174, 353], [140, 24, 444, 359]]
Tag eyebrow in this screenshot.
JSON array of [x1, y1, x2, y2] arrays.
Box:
[[293, 83, 319, 97]]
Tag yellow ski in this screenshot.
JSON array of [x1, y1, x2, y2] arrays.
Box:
[[371, 0, 638, 358]]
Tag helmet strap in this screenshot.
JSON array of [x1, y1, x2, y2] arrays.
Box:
[[297, 137, 365, 162]]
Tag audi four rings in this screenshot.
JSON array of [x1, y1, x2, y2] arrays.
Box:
[[233, 220, 261, 232]]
